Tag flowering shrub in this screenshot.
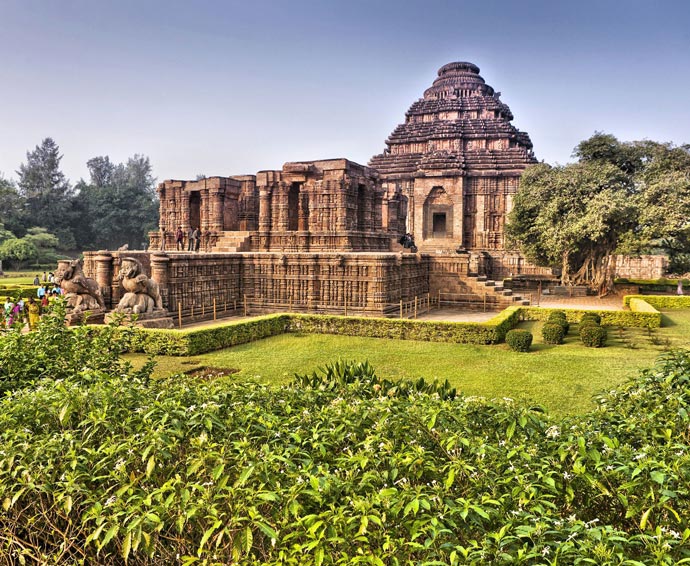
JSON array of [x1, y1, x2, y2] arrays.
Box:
[[2, 314, 690, 563]]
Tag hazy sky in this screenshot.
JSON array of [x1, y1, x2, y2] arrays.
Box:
[[1, 0, 689, 185]]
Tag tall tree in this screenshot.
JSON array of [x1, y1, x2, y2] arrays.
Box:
[[0, 174, 25, 236], [76, 154, 158, 250], [16, 138, 76, 248]]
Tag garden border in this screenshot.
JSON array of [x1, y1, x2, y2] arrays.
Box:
[[111, 296, 674, 356]]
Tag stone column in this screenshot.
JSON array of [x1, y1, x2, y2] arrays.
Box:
[[181, 187, 190, 230], [259, 187, 272, 231], [95, 251, 114, 308], [150, 253, 170, 310], [210, 190, 224, 232]]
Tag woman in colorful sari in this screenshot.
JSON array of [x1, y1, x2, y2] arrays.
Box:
[[27, 297, 40, 330]]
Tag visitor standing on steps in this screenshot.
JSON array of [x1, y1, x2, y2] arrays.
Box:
[[175, 226, 184, 251], [678, 280, 684, 296], [195, 228, 202, 252], [187, 227, 195, 251]]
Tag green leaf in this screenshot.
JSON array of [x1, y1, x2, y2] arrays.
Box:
[[650, 470, 665, 484], [122, 530, 132, 562], [146, 455, 155, 478], [640, 508, 652, 530]]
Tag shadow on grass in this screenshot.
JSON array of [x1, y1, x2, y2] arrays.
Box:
[[660, 313, 677, 328]]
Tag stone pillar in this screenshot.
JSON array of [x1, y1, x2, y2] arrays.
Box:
[[298, 192, 309, 231], [259, 187, 272, 231], [210, 190, 224, 232], [95, 251, 114, 308], [150, 253, 170, 310], [181, 187, 190, 230]]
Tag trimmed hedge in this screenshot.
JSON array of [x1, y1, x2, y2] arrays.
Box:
[[287, 308, 520, 345], [0, 285, 41, 300], [624, 294, 690, 310], [520, 305, 661, 328], [109, 314, 291, 356], [109, 308, 523, 355], [505, 329, 533, 352], [541, 322, 565, 344], [580, 324, 608, 347], [547, 311, 570, 334], [580, 312, 602, 325]]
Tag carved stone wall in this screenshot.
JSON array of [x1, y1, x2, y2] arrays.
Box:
[[612, 255, 669, 280], [84, 251, 429, 320]]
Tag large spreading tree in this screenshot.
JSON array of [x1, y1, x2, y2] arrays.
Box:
[[507, 133, 690, 294]]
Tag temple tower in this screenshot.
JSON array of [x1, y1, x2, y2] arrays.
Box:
[[370, 61, 537, 251]]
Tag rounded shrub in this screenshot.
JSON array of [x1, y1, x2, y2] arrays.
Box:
[[580, 312, 601, 325], [541, 322, 565, 345], [547, 312, 569, 334], [580, 324, 608, 347], [506, 329, 533, 352]]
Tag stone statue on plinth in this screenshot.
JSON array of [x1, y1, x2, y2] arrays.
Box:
[[107, 257, 173, 328], [55, 258, 106, 324]]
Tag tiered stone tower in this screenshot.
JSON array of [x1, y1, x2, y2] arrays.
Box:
[[370, 61, 537, 251]]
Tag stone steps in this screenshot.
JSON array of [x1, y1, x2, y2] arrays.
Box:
[[212, 231, 252, 252]]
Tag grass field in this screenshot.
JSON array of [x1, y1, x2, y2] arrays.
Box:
[[125, 309, 690, 416], [0, 271, 39, 285]]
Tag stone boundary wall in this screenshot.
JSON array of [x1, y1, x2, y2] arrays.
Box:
[[83, 251, 430, 320], [612, 254, 668, 280]]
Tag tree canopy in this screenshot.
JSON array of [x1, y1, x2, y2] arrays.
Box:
[[3, 138, 159, 259], [507, 133, 690, 293]]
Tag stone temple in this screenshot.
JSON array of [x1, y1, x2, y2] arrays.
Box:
[[83, 62, 550, 321]]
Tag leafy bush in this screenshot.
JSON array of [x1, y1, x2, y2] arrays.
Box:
[[579, 312, 601, 325], [547, 311, 569, 333], [293, 359, 457, 400], [0, 300, 146, 394], [505, 329, 533, 352], [3, 317, 690, 563], [580, 324, 608, 347], [541, 321, 566, 344]]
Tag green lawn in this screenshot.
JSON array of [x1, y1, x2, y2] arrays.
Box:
[[126, 309, 690, 417], [0, 271, 39, 285]]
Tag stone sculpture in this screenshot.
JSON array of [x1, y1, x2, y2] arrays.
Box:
[[114, 257, 164, 314], [55, 258, 106, 323]]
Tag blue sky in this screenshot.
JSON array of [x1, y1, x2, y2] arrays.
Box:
[[1, 0, 689, 184]]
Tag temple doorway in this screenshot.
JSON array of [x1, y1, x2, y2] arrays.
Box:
[[189, 192, 201, 231], [433, 212, 447, 236], [288, 183, 300, 231], [423, 186, 453, 240]]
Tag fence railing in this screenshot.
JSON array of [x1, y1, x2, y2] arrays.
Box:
[[169, 289, 523, 328]]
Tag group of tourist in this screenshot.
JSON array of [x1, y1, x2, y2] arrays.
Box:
[[1, 275, 65, 331], [2, 295, 42, 331], [160, 226, 203, 252]]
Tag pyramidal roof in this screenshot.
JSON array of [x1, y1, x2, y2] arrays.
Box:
[[369, 62, 537, 178]]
